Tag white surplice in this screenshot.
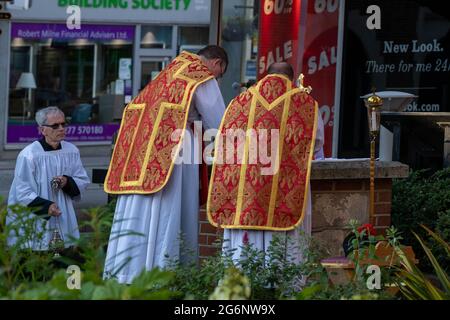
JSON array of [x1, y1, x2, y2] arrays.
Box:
[[7, 141, 90, 250], [223, 111, 325, 264], [104, 79, 225, 284]]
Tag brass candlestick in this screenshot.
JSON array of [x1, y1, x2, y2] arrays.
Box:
[[364, 90, 383, 225]]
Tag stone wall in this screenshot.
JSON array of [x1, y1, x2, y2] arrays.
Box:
[[311, 178, 392, 256]]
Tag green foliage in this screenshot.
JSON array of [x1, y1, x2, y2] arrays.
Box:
[[238, 232, 309, 299], [296, 221, 398, 300], [168, 226, 399, 300], [392, 168, 450, 273], [209, 267, 251, 300], [3, 191, 447, 300], [346, 219, 380, 282], [394, 225, 450, 300], [163, 236, 234, 300], [9, 268, 177, 300], [169, 230, 324, 300], [66, 204, 115, 283], [0, 199, 57, 294], [0, 197, 177, 300]]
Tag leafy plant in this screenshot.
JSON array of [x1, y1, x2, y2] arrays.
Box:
[[168, 230, 317, 300], [6, 192, 448, 301], [393, 225, 450, 300], [296, 221, 399, 300], [0, 199, 57, 294], [209, 267, 251, 300], [1, 198, 178, 300], [9, 267, 177, 300], [166, 236, 235, 300], [392, 168, 450, 273], [233, 230, 318, 299]]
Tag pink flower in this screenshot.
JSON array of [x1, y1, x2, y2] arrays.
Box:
[[242, 231, 249, 245]]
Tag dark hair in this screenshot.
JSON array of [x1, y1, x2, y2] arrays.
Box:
[[197, 45, 229, 74], [267, 62, 294, 81]]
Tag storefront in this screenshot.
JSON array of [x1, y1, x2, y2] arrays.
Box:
[[1, 0, 212, 147], [219, 0, 449, 170], [219, 0, 339, 158], [339, 0, 450, 170], [0, 0, 216, 206]]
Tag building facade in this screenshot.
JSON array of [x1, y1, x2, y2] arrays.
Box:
[[220, 0, 450, 170], [0, 0, 217, 207], [1, 0, 448, 209]]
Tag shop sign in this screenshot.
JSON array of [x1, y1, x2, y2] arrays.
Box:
[[7, 123, 121, 143], [57, 0, 192, 10], [9, 0, 210, 24], [257, 0, 302, 79], [258, 0, 339, 157], [11, 22, 134, 41], [344, 0, 450, 114], [300, 0, 340, 158]]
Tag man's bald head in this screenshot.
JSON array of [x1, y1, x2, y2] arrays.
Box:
[[267, 62, 294, 81]]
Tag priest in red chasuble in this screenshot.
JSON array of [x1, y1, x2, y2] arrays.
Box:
[[103, 46, 228, 284], [207, 62, 324, 267]]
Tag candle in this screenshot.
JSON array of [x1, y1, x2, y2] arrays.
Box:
[[371, 109, 377, 131]]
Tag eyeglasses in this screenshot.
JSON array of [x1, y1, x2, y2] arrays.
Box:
[[41, 122, 66, 130]]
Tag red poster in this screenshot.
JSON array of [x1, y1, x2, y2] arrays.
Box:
[[301, 0, 339, 157], [257, 0, 302, 79]]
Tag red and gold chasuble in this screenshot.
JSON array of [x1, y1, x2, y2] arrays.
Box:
[[104, 51, 213, 194], [207, 74, 318, 231]]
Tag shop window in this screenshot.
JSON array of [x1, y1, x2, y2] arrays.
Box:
[[95, 44, 133, 123], [140, 60, 164, 90], [339, 0, 450, 170], [9, 46, 31, 118], [98, 45, 132, 95], [35, 44, 94, 118], [220, 0, 259, 104], [8, 23, 135, 144], [179, 26, 209, 45], [141, 26, 172, 49]]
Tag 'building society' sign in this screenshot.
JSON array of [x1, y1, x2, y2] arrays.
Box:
[[57, 0, 193, 10], [9, 0, 210, 24]]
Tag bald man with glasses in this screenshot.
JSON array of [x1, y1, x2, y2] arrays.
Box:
[[7, 106, 90, 251]]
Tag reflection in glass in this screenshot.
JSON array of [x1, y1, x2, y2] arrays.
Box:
[[140, 61, 164, 90], [141, 26, 172, 49]]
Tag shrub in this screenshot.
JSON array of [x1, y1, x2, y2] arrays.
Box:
[[393, 225, 450, 300], [392, 168, 450, 273], [1, 198, 177, 300], [168, 230, 319, 300], [0, 200, 59, 294]]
